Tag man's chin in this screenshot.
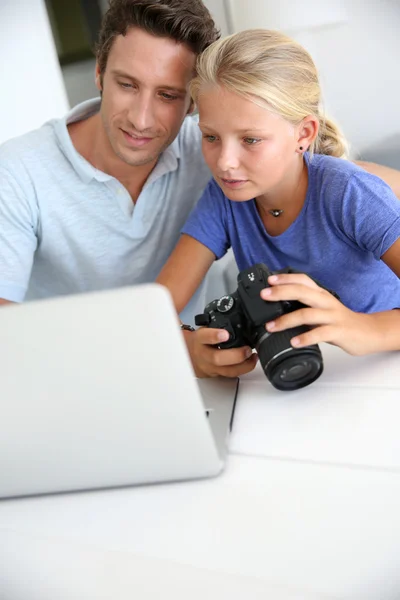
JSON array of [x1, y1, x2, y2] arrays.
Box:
[[115, 148, 160, 168]]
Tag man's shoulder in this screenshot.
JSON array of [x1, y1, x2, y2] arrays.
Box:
[[0, 120, 60, 174], [175, 114, 202, 158], [162, 114, 210, 196]]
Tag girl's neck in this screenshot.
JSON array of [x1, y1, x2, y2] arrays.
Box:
[[255, 157, 309, 236]]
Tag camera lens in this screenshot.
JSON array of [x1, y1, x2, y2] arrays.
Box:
[[279, 360, 314, 383], [256, 326, 323, 391]]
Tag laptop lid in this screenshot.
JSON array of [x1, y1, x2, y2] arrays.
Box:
[[0, 284, 229, 498]]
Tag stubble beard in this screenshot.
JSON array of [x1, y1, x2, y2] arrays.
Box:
[[113, 136, 173, 167]]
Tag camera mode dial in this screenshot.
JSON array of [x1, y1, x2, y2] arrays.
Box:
[[216, 295, 234, 313]]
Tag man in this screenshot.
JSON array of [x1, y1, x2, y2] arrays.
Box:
[[0, 0, 218, 323], [1, 0, 399, 376]]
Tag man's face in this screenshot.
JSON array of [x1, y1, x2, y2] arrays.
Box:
[[96, 27, 196, 167]]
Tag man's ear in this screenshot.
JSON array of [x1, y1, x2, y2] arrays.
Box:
[[95, 62, 102, 92], [186, 99, 196, 116]]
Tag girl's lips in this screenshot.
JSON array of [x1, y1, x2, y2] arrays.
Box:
[[220, 177, 248, 189]]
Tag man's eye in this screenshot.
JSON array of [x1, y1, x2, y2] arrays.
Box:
[[160, 92, 178, 101], [118, 82, 133, 89], [244, 137, 261, 145], [203, 135, 217, 143]]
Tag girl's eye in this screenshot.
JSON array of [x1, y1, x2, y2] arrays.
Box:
[[203, 135, 217, 143], [244, 137, 261, 145]]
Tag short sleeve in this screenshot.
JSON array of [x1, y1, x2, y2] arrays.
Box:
[[0, 166, 38, 301], [181, 179, 230, 259], [341, 172, 400, 259]]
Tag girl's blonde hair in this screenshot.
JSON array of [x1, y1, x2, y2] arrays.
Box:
[[190, 29, 348, 159]]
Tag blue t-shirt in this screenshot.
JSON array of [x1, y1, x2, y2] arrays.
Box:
[[182, 153, 400, 313]]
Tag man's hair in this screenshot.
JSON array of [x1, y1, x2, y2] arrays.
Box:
[[96, 0, 220, 76]]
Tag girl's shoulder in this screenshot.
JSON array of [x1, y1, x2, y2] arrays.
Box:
[[306, 153, 396, 205], [307, 153, 368, 184], [306, 152, 397, 186]]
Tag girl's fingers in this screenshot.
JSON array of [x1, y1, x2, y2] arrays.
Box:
[[266, 307, 335, 332], [261, 283, 335, 310], [267, 273, 321, 290]]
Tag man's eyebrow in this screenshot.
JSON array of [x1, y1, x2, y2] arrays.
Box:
[[111, 69, 136, 80], [110, 70, 187, 94], [158, 85, 188, 94]]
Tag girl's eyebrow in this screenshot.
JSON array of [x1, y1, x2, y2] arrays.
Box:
[[235, 128, 269, 133], [199, 123, 270, 134]]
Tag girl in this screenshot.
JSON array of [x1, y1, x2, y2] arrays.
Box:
[[157, 29, 400, 378]]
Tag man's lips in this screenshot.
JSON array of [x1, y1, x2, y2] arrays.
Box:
[[121, 129, 155, 147]]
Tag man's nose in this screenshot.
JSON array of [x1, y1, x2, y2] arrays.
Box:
[[128, 92, 156, 132]]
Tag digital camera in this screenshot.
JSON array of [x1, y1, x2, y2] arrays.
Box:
[[195, 263, 339, 391]]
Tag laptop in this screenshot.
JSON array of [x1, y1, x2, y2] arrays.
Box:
[[0, 284, 238, 498]]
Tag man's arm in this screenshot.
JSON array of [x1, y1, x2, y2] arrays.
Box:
[[0, 166, 38, 303], [0, 299, 12, 306], [355, 161, 400, 199]]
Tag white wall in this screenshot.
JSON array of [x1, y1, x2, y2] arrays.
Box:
[[207, 0, 400, 156], [202, 0, 230, 37], [62, 59, 99, 108], [0, 0, 69, 145], [310, 0, 400, 155]]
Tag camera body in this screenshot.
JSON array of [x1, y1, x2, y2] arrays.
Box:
[[195, 263, 338, 391]]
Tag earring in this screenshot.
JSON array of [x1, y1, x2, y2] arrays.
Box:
[[299, 146, 303, 151]]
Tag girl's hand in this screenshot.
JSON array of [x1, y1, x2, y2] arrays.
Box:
[[183, 327, 258, 378], [260, 272, 383, 356]]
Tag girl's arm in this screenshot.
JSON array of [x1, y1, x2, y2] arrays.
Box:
[[157, 234, 215, 314], [382, 236, 400, 276], [259, 237, 400, 355], [157, 234, 258, 377]]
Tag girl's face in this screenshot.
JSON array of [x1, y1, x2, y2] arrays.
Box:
[[198, 85, 303, 202]]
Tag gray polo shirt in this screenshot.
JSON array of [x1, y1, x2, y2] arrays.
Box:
[[0, 98, 212, 322]]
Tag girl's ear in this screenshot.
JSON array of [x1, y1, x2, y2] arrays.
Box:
[[296, 115, 319, 153]]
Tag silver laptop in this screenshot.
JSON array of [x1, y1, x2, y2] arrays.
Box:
[[0, 284, 238, 498]]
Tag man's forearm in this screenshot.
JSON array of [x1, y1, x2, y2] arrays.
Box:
[[0, 298, 12, 306]]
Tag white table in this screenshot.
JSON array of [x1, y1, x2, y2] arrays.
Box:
[[1, 344, 400, 600]]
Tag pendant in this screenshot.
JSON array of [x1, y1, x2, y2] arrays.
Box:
[[269, 209, 284, 218]]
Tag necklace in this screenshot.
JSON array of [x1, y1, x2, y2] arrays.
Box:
[[268, 209, 284, 218]]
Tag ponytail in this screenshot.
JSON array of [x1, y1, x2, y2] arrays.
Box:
[[313, 115, 349, 159]]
